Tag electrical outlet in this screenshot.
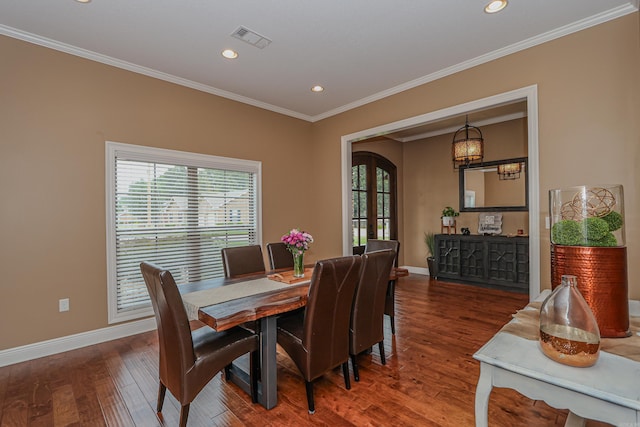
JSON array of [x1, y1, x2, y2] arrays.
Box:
[[545, 216, 550, 229], [59, 298, 69, 312]]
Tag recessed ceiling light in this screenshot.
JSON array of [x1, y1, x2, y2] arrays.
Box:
[[311, 85, 324, 93], [221, 49, 238, 59], [75, 0, 91, 3], [484, 0, 508, 13]]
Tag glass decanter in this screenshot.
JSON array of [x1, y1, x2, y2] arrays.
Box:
[[539, 275, 601, 367]]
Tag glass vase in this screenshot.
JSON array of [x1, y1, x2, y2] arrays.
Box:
[[549, 184, 625, 247], [539, 275, 601, 367], [293, 252, 304, 278]]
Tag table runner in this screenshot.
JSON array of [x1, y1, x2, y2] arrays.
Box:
[[500, 294, 640, 362], [182, 276, 310, 320]]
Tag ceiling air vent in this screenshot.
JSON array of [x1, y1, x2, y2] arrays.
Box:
[[231, 26, 272, 49]]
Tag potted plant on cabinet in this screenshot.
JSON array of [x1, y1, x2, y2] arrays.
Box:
[[424, 231, 437, 279], [441, 206, 459, 226]]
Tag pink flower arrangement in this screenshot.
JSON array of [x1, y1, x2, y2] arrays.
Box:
[[281, 228, 314, 255]]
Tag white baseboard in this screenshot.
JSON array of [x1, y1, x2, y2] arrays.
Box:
[[0, 318, 157, 368], [401, 265, 430, 276], [1, 266, 432, 367]]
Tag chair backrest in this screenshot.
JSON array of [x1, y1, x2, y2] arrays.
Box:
[[221, 245, 266, 278], [302, 255, 362, 379], [140, 261, 195, 395], [350, 250, 396, 354], [266, 242, 293, 270], [365, 239, 400, 267]]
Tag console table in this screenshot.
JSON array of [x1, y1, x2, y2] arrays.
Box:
[[435, 234, 528, 292], [473, 290, 640, 426]]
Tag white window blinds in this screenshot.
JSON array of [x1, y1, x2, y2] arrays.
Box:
[[106, 142, 261, 323]]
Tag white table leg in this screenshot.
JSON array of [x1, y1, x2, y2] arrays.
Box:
[[475, 362, 492, 427], [565, 411, 586, 427]]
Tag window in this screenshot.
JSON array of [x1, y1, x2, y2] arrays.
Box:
[[106, 142, 261, 323]]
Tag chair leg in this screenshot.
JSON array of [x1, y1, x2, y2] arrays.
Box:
[[350, 354, 360, 382], [178, 404, 190, 427], [250, 350, 259, 403], [342, 362, 351, 390], [224, 364, 232, 381], [156, 382, 167, 412], [305, 381, 315, 414], [389, 315, 396, 335], [378, 340, 386, 365]]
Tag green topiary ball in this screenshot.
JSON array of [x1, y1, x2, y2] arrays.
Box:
[[586, 232, 618, 247], [552, 220, 584, 246], [581, 217, 610, 241], [601, 211, 623, 232]]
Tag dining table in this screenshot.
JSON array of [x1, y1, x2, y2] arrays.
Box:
[[179, 264, 409, 410], [180, 268, 312, 410]]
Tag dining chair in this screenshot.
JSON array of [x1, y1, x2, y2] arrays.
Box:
[[266, 242, 294, 270], [349, 249, 396, 381], [276, 255, 363, 414], [221, 245, 266, 278], [364, 239, 400, 334], [140, 262, 259, 427]]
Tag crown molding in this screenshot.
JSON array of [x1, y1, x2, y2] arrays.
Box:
[[0, 25, 313, 122], [1, 3, 636, 123], [310, 4, 638, 122], [391, 112, 527, 142]]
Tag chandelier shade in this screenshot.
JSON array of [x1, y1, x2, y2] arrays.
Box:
[[452, 117, 484, 168], [497, 162, 522, 180]]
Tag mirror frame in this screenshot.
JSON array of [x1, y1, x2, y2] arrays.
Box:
[[459, 157, 528, 212]]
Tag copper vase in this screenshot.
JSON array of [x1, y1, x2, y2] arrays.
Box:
[[550, 244, 630, 338]]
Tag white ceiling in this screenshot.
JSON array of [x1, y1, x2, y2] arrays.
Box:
[[1, 1, 637, 122]]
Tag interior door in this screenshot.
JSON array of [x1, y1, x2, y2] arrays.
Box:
[[352, 151, 397, 254]]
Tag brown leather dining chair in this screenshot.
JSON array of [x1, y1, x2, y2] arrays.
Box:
[[349, 249, 396, 381], [276, 255, 362, 414], [266, 242, 293, 270], [364, 239, 400, 334], [140, 262, 260, 427], [221, 245, 266, 278], [220, 245, 267, 334]]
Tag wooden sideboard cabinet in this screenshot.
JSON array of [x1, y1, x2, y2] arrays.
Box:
[[435, 234, 529, 292]]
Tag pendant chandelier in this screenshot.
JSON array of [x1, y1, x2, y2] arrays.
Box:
[[497, 162, 522, 180], [452, 116, 484, 169]]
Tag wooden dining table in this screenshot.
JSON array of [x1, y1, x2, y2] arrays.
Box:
[[178, 265, 408, 410], [180, 270, 312, 410]]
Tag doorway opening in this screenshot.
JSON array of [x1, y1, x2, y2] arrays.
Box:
[[340, 85, 541, 300]]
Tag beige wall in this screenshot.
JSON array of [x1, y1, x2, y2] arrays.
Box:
[[0, 36, 311, 349], [1, 12, 638, 351]]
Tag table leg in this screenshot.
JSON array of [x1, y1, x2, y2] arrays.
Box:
[[475, 362, 492, 427], [224, 316, 278, 409], [259, 315, 278, 409], [564, 412, 586, 427]]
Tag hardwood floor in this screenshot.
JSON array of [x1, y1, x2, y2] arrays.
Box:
[[0, 275, 612, 426]]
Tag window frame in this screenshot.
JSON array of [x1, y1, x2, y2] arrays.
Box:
[[105, 141, 262, 324]]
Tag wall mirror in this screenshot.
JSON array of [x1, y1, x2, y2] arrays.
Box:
[[459, 157, 528, 212]]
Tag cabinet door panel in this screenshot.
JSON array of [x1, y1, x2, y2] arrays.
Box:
[[460, 240, 484, 279], [436, 236, 459, 276], [487, 240, 517, 282]]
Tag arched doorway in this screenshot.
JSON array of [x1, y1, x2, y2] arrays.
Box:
[[352, 151, 398, 254]]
